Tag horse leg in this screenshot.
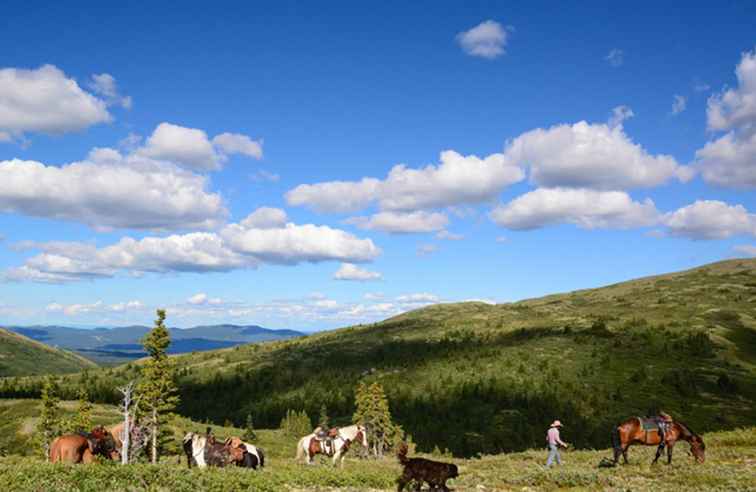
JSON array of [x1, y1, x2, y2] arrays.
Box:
[[621, 443, 630, 465], [666, 441, 675, 465], [652, 442, 665, 464]]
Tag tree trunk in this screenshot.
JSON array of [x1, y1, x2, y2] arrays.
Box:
[[151, 408, 158, 464]]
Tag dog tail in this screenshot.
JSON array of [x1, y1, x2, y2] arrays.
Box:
[[397, 442, 410, 465]]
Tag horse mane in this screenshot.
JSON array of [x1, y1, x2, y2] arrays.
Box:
[[675, 420, 698, 438]]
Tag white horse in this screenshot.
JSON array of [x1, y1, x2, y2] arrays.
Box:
[[183, 432, 208, 468], [296, 424, 368, 467]]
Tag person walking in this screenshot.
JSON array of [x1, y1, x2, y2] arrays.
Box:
[[546, 420, 568, 467]]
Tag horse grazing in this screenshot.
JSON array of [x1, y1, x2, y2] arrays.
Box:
[[296, 424, 368, 467], [107, 419, 148, 461], [49, 426, 120, 464], [182, 431, 245, 468], [612, 416, 705, 465], [227, 437, 265, 469]]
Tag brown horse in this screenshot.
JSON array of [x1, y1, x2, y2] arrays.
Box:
[[612, 417, 705, 465], [49, 426, 120, 464]]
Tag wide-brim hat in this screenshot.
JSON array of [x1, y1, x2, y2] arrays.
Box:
[[550, 420, 562, 428]]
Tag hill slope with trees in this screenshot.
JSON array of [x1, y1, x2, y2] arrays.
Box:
[[2, 259, 755, 457], [0, 328, 97, 377]]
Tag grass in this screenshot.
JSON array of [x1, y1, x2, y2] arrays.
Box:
[[0, 328, 96, 377], [0, 427, 753, 491]]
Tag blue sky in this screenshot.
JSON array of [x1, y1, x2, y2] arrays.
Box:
[[0, 1, 755, 329]]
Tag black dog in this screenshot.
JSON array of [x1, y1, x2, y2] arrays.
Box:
[[397, 443, 459, 492]]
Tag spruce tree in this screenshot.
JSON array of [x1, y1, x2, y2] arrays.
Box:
[[352, 381, 397, 457], [318, 403, 330, 429], [137, 309, 179, 464], [242, 413, 257, 442], [68, 386, 94, 433], [37, 377, 61, 460]]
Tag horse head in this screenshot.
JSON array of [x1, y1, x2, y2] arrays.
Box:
[[87, 426, 120, 461], [356, 425, 368, 448], [689, 434, 705, 463], [223, 437, 246, 465]]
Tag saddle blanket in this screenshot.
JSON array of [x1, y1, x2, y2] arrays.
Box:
[[639, 417, 661, 431]]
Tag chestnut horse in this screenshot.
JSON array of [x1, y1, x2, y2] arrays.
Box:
[[49, 426, 120, 464], [612, 417, 705, 465]]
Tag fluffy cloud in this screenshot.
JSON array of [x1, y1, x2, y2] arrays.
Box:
[[456, 20, 509, 59], [333, 263, 382, 281], [221, 220, 381, 265], [707, 48, 756, 133], [0, 152, 226, 231], [240, 207, 288, 229], [187, 293, 209, 305], [46, 299, 144, 316], [695, 131, 756, 187], [139, 123, 263, 172], [490, 188, 660, 230], [212, 133, 263, 159], [287, 150, 523, 213], [88, 73, 132, 109], [6, 209, 381, 283], [696, 49, 756, 188], [346, 211, 448, 234], [139, 123, 221, 171], [663, 200, 756, 240], [605, 49, 624, 67], [0, 65, 111, 138], [505, 121, 691, 190]]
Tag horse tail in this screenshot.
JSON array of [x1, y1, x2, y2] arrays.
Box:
[[397, 442, 410, 465], [295, 437, 306, 461], [182, 433, 195, 468], [611, 425, 622, 459]]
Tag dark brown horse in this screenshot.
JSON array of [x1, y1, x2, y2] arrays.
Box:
[[612, 417, 705, 465], [49, 426, 120, 464]]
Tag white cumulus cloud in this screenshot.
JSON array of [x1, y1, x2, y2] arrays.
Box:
[[333, 263, 382, 281], [6, 208, 381, 283], [88, 73, 132, 109], [663, 200, 756, 240], [0, 65, 111, 139], [346, 211, 449, 234], [696, 49, 756, 188], [139, 123, 263, 172], [287, 150, 523, 213], [505, 121, 692, 190], [490, 188, 660, 230], [0, 152, 226, 231], [456, 20, 510, 59]]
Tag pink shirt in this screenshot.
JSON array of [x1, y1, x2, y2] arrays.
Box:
[[547, 427, 565, 446]]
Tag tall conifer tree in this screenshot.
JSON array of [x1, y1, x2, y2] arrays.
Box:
[[138, 309, 179, 464]]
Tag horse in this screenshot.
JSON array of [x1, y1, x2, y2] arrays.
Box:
[[107, 419, 148, 461], [49, 426, 120, 464], [296, 424, 368, 467], [612, 416, 705, 465], [182, 431, 245, 468], [227, 437, 265, 469]]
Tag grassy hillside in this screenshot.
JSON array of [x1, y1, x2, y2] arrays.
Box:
[[3, 259, 755, 457], [0, 328, 96, 377]]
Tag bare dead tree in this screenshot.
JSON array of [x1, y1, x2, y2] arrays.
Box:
[[117, 381, 140, 465]]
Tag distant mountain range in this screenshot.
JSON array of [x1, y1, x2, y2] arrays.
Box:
[[5, 324, 305, 365]]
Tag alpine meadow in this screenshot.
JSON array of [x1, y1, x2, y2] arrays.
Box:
[[2, 2, 756, 491]]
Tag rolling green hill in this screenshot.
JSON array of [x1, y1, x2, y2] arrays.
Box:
[[3, 259, 755, 457], [0, 328, 97, 377]]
